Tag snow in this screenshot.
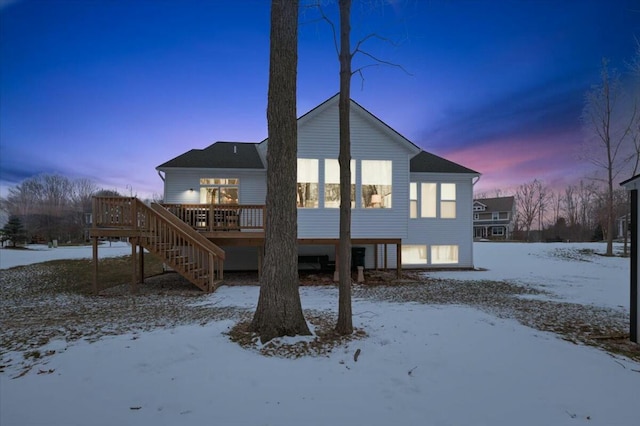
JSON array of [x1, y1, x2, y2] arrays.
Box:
[[1, 242, 639, 426], [0, 241, 134, 270], [429, 242, 629, 310]]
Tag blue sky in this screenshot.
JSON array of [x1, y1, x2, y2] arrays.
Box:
[[1, 0, 639, 198]]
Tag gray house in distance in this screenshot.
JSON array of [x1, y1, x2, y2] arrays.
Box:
[[473, 196, 516, 240]]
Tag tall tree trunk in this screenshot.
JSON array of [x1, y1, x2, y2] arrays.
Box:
[[250, 0, 310, 343], [336, 0, 353, 335]]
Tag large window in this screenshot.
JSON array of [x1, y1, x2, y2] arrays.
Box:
[[362, 160, 392, 208], [421, 183, 437, 218], [410, 183, 418, 218], [200, 178, 238, 204], [415, 182, 456, 218], [440, 183, 456, 219], [325, 159, 355, 208], [402, 245, 427, 265], [297, 159, 318, 208], [431, 245, 459, 264]]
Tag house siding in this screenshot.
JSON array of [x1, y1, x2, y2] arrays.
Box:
[[404, 172, 476, 268], [297, 102, 412, 239], [162, 168, 266, 204]]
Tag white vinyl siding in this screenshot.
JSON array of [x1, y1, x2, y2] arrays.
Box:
[[162, 169, 265, 205], [296, 101, 415, 239], [405, 172, 476, 268]]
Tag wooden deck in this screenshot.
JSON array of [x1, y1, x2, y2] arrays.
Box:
[[90, 196, 403, 292]]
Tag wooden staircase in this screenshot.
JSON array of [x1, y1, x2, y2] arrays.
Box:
[[91, 197, 225, 292]]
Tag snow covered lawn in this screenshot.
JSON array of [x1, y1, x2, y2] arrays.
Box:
[[1, 242, 639, 426]]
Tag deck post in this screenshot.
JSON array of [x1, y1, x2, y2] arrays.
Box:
[[92, 236, 98, 295], [139, 242, 144, 284], [384, 244, 388, 270], [333, 243, 339, 282], [374, 244, 378, 270], [396, 242, 402, 279], [131, 237, 137, 294]]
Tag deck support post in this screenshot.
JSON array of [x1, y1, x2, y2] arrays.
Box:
[[396, 242, 402, 279], [333, 244, 339, 282], [138, 242, 144, 284], [131, 238, 137, 294], [92, 236, 98, 295], [374, 244, 378, 270], [384, 243, 388, 270]]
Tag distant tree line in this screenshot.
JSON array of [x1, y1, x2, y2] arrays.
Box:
[[0, 174, 161, 245], [478, 42, 639, 255]]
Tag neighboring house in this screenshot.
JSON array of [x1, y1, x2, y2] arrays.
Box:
[[472, 196, 516, 240], [156, 94, 480, 271], [620, 175, 639, 343]]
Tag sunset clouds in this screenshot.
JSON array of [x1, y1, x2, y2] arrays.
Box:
[[1, 1, 638, 198]]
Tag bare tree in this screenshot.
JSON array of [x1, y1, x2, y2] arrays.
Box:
[[311, 0, 409, 335], [250, 0, 311, 343], [582, 58, 637, 255], [515, 179, 547, 241], [334, 0, 354, 334]]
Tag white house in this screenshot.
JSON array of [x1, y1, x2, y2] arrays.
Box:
[[156, 94, 480, 272]]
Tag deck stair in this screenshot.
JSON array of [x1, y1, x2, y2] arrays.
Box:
[[91, 197, 225, 291]]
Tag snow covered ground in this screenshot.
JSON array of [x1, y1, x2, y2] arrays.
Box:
[[430, 241, 629, 311], [0, 241, 133, 269], [1, 242, 638, 426]]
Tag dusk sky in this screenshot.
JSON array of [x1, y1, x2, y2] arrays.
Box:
[[1, 0, 639, 199]]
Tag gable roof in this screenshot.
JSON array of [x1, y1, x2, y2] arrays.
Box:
[[260, 93, 422, 155], [474, 196, 515, 212], [157, 142, 264, 169], [410, 151, 479, 174]]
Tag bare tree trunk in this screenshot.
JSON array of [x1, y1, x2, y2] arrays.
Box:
[[250, 0, 310, 343], [335, 0, 353, 335]]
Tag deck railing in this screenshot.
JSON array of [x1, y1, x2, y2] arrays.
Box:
[[160, 203, 265, 232], [91, 197, 225, 291]]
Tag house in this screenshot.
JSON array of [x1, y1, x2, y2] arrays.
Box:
[[90, 94, 480, 292], [620, 175, 639, 343], [472, 196, 516, 240]]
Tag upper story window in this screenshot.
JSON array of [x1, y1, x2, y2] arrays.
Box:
[[361, 160, 392, 208], [492, 212, 499, 220], [474, 213, 479, 220], [421, 183, 437, 218], [440, 183, 456, 219], [325, 159, 355, 208], [410, 183, 418, 218], [297, 159, 318, 208], [200, 178, 239, 204], [416, 182, 456, 218]]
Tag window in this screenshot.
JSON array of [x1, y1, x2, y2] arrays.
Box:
[[474, 213, 479, 220], [297, 159, 318, 208], [492, 227, 504, 236], [410, 183, 418, 218], [325, 159, 355, 208], [421, 183, 437, 217], [402, 245, 427, 265], [473, 204, 484, 211], [200, 178, 239, 204], [431, 245, 459, 264], [492, 212, 499, 220], [361, 160, 392, 208], [440, 183, 456, 219]]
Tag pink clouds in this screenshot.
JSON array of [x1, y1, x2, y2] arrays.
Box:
[[439, 130, 593, 194]]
